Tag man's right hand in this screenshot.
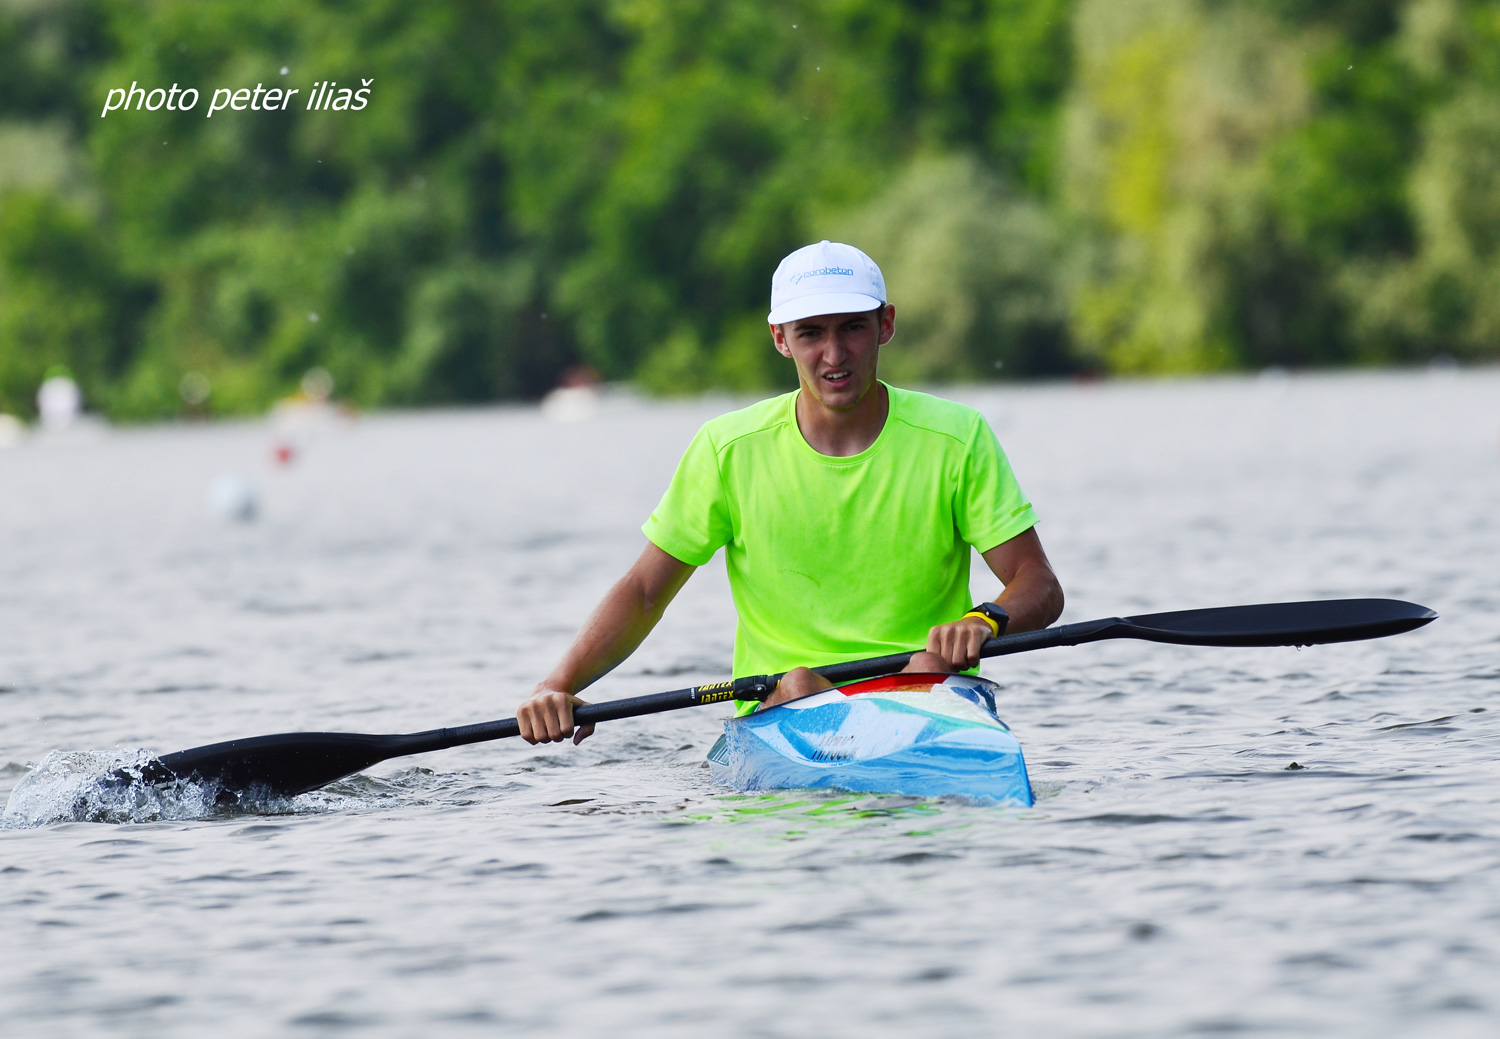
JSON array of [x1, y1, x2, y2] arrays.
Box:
[[516, 685, 595, 745]]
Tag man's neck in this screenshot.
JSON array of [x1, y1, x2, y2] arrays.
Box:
[[794, 380, 889, 457]]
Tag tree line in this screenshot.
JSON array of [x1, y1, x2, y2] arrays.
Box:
[[1, 0, 1496, 419]]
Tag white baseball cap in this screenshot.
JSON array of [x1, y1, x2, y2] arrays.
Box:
[[767, 240, 886, 324]]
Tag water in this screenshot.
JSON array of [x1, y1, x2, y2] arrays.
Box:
[[2, 370, 1496, 1037]]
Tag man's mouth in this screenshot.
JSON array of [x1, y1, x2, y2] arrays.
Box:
[[822, 368, 852, 386]]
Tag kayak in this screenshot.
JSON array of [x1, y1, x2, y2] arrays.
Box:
[[706, 672, 1033, 805]]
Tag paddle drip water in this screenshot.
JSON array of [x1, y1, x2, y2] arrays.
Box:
[[1, 747, 328, 827], [1, 749, 229, 827]]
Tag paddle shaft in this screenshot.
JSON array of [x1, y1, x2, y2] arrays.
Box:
[[371, 621, 1123, 758], [390, 674, 779, 755], [142, 598, 1435, 796], [365, 598, 1439, 759]]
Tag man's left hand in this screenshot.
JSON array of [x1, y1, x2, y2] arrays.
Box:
[[921, 615, 997, 672]]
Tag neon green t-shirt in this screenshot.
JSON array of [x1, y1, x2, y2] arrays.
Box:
[[642, 383, 1037, 713]]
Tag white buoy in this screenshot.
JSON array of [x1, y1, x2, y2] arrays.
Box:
[[541, 365, 602, 422], [541, 385, 599, 423], [37, 375, 82, 430], [207, 473, 258, 522], [0, 413, 24, 448]]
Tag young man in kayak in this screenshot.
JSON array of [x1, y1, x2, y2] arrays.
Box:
[[517, 241, 1064, 744]]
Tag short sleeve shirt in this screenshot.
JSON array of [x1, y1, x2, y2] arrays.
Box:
[[643, 383, 1037, 698]]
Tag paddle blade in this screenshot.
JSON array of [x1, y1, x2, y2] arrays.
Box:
[[1122, 598, 1436, 648], [142, 732, 403, 799]]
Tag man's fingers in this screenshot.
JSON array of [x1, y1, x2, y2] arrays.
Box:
[[529, 692, 571, 743], [938, 636, 960, 669], [926, 626, 949, 660], [929, 626, 962, 667], [963, 626, 987, 668], [926, 619, 992, 671], [521, 707, 553, 744], [518, 689, 592, 745], [548, 697, 575, 742], [564, 695, 592, 742], [562, 695, 593, 743]]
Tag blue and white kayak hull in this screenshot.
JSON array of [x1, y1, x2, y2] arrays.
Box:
[[707, 673, 1033, 805]]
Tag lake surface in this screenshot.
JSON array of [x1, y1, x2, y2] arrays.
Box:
[[2, 369, 1497, 1037]]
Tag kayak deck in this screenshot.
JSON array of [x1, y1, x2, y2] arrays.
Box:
[[707, 673, 1033, 805]]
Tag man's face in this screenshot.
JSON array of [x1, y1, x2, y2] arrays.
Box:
[[771, 305, 896, 413]]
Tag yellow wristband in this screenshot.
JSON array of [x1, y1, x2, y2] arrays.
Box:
[[962, 610, 1001, 637]]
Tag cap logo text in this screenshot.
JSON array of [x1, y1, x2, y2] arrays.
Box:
[[791, 266, 853, 285]]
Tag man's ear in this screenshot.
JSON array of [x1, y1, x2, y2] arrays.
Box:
[[770, 322, 793, 358], [877, 304, 897, 347]]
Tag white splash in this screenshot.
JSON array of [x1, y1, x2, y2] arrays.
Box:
[[1, 748, 221, 828]]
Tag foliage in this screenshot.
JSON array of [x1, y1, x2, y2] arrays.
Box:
[[1064, 0, 1500, 373], [0, 0, 1494, 420], [831, 153, 1068, 382]]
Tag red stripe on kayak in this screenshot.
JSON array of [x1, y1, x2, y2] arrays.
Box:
[[836, 672, 952, 696]]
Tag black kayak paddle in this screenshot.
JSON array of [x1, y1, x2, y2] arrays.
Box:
[[130, 597, 1435, 800]]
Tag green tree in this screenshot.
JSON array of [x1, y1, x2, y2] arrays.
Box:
[[10, 0, 1493, 421], [0, 190, 149, 416]]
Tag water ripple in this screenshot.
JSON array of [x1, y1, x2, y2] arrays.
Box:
[[2, 372, 1498, 1036]]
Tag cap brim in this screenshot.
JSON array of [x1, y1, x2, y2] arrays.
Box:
[[767, 292, 884, 325]]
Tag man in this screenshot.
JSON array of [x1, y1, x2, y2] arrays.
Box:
[[517, 241, 1064, 745]]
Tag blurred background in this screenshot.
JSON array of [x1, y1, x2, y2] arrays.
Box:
[[1, 0, 1497, 422]]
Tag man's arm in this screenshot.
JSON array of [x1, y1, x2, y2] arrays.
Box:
[[978, 527, 1064, 633], [922, 527, 1064, 671], [517, 541, 696, 745]]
